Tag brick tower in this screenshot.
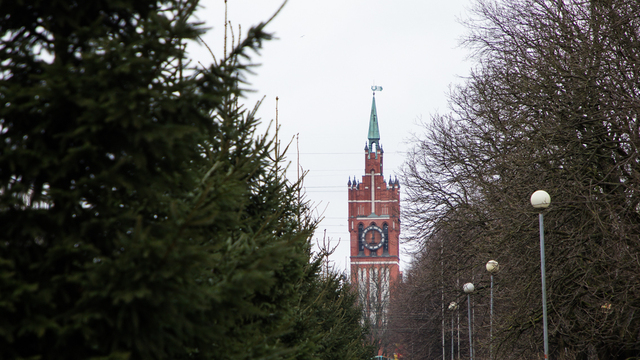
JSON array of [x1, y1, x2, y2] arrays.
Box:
[[348, 87, 401, 330]]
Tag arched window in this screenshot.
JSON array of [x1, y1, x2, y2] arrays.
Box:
[[357, 223, 364, 255], [382, 223, 389, 254]]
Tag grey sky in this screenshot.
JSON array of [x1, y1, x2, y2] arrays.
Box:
[[189, 0, 474, 274]]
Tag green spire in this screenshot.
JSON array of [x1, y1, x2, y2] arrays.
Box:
[[368, 93, 380, 151]]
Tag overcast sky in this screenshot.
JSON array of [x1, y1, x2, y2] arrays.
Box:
[[189, 0, 475, 274]]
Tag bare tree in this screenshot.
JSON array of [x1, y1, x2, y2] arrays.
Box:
[[355, 264, 395, 355], [399, 0, 640, 359]]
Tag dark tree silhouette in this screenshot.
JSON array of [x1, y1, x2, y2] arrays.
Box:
[[393, 0, 640, 359]]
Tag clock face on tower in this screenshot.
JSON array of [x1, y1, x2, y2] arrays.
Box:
[[361, 224, 386, 251]]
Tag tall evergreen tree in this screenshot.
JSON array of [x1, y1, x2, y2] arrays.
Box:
[[0, 0, 321, 359], [282, 253, 376, 360], [1, 0, 376, 358]]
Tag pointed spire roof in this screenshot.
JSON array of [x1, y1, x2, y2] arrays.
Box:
[[368, 93, 381, 151]]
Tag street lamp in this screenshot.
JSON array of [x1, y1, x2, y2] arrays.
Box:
[[531, 190, 550, 359], [448, 301, 458, 360], [463, 283, 475, 360], [486, 260, 499, 360]]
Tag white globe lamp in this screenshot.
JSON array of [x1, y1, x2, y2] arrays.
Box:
[[463, 282, 476, 359], [530, 190, 551, 208], [486, 260, 499, 273], [531, 190, 551, 359], [463, 282, 475, 294]]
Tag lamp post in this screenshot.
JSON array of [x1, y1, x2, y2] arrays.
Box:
[[486, 260, 499, 360], [463, 283, 475, 360], [531, 190, 550, 359], [448, 301, 458, 360]]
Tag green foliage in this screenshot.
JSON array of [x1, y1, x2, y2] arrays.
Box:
[[0, 0, 372, 358], [0, 0, 374, 358], [282, 255, 376, 360], [0, 0, 333, 359], [1, 1, 214, 358]]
